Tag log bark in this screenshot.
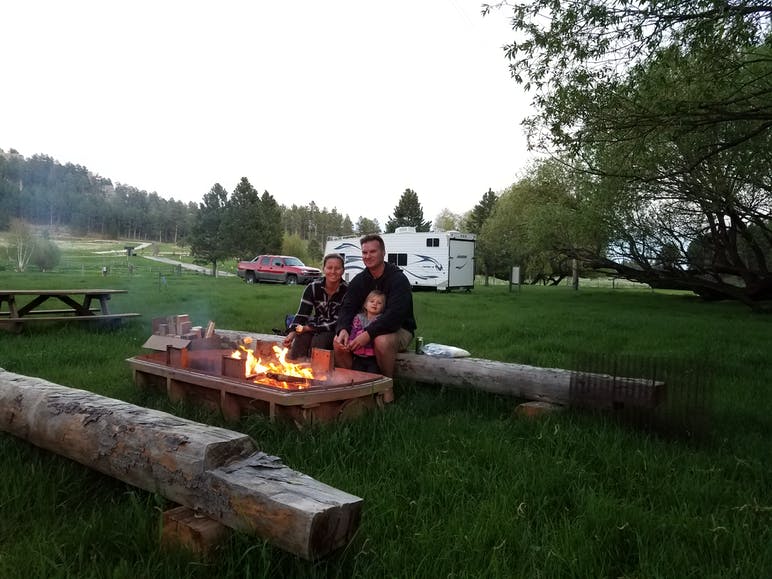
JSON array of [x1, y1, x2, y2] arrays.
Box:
[[393, 353, 664, 408], [0, 368, 361, 559], [396, 353, 574, 404]]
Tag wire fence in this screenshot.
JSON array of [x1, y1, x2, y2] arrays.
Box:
[[570, 352, 711, 442]]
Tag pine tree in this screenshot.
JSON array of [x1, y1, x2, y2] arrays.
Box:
[[226, 177, 261, 258], [189, 183, 230, 275], [466, 188, 498, 235], [385, 188, 431, 233]]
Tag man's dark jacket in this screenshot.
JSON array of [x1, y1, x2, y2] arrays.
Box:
[[336, 262, 417, 338]]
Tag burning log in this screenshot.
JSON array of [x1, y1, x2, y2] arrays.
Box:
[[266, 371, 307, 383], [0, 368, 362, 559]]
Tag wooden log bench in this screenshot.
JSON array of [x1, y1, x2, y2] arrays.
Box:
[[215, 330, 665, 410], [0, 368, 362, 559]]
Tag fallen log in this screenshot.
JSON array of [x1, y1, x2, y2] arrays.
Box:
[[0, 368, 361, 559], [215, 330, 664, 409], [394, 353, 665, 409]]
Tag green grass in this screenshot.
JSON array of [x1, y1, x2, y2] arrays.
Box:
[[0, 261, 770, 578]]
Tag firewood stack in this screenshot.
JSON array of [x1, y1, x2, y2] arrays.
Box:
[[143, 315, 223, 351], [153, 314, 201, 339]]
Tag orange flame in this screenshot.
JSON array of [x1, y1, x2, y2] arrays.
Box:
[[230, 344, 314, 388]]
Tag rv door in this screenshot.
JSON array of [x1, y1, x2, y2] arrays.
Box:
[[448, 238, 475, 289]]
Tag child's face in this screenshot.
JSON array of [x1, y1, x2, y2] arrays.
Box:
[[365, 295, 384, 315]]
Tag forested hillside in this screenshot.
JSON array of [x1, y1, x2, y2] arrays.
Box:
[[0, 149, 196, 243], [0, 149, 357, 258]]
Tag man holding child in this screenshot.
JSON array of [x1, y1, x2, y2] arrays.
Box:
[[333, 234, 416, 377]]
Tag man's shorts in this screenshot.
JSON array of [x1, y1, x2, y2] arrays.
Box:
[[396, 328, 413, 352]]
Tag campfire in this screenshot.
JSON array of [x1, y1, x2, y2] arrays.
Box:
[[130, 316, 394, 423], [230, 342, 315, 389]]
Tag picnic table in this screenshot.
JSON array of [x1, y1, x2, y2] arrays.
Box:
[[0, 289, 141, 332]]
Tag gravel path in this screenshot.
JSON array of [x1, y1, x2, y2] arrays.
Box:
[[141, 255, 236, 277]]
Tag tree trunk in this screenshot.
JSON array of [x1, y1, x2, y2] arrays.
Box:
[[572, 258, 579, 290], [0, 368, 362, 559]]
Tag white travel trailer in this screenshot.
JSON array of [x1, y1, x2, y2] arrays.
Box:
[[325, 227, 476, 290]]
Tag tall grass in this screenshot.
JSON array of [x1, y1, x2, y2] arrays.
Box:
[[0, 264, 770, 578]]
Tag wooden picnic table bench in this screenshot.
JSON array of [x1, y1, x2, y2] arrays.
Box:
[[0, 289, 141, 332]]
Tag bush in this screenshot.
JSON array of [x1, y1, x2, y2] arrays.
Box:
[[31, 238, 62, 272]]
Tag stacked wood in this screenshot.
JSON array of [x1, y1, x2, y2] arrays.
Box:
[[0, 368, 362, 559], [144, 314, 216, 351]]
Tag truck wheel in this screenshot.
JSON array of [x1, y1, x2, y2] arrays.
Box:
[[245, 272, 256, 284], [286, 274, 297, 285]]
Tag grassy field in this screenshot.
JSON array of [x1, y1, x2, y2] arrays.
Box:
[[0, 253, 770, 578]]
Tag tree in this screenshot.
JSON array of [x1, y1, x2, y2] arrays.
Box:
[[478, 159, 606, 285], [355, 216, 381, 235], [257, 191, 283, 254], [281, 233, 310, 264], [226, 177, 262, 258], [189, 184, 230, 276], [31, 236, 61, 272], [385, 189, 431, 232], [5, 219, 36, 272], [484, 0, 772, 154], [486, 0, 772, 303], [434, 209, 462, 232], [560, 43, 772, 304], [465, 189, 498, 235]]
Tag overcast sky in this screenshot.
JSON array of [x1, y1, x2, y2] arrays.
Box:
[[2, 0, 532, 228]]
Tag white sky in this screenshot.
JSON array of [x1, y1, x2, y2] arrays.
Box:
[[1, 0, 531, 228]]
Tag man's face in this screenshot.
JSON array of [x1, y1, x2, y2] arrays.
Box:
[[361, 240, 385, 270]]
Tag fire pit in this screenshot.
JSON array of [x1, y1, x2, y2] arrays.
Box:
[[127, 339, 393, 424]]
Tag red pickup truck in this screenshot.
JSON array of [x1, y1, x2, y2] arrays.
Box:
[[237, 255, 322, 285]]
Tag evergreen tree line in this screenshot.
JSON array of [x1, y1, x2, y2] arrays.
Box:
[[188, 178, 405, 270], [0, 150, 360, 253], [2, 148, 507, 279], [0, 150, 196, 242]]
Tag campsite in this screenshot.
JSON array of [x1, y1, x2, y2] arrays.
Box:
[[0, 244, 769, 578]]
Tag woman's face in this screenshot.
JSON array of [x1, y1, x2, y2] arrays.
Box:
[[323, 257, 344, 283]]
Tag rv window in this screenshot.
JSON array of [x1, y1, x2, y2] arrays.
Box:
[[426, 238, 440, 247], [388, 253, 408, 266]]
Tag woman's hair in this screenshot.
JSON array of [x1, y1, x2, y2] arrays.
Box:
[[322, 253, 345, 267]]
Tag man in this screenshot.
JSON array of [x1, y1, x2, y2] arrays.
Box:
[[333, 234, 416, 377]]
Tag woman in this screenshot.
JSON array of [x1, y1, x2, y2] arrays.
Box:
[[284, 253, 347, 360]]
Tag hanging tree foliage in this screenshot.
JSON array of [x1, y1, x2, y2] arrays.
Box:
[[485, 0, 772, 304]]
